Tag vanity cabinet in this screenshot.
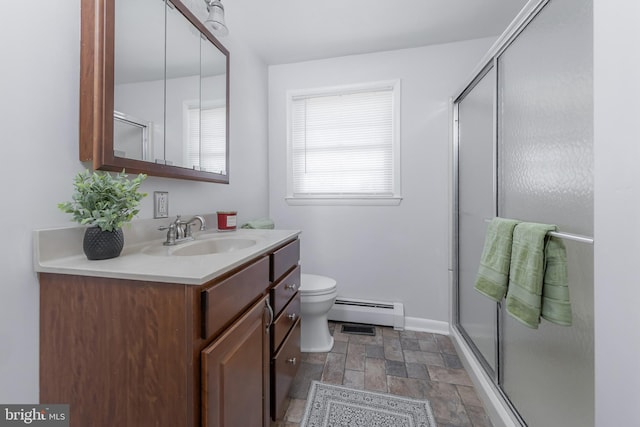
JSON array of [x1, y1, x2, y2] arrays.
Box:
[[39, 238, 300, 427]]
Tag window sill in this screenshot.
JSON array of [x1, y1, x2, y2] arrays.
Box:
[[285, 196, 403, 206]]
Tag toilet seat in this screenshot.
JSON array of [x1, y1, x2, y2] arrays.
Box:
[[300, 274, 337, 296]]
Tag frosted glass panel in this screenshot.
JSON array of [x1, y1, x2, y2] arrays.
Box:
[[457, 67, 497, 373], [498, 0, 593, 236], [498, 0, 593, 426], [502, 242, 593, 427]]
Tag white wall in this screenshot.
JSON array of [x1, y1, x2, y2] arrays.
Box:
[[593, 0, 640, 424], [0, 2, 269, 403], [268, 39, 495, 323]]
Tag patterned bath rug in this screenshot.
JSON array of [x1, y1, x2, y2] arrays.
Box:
[[300, 381, 436, 427]]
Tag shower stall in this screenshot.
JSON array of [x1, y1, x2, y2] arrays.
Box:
[[450, 0, 593, 425]]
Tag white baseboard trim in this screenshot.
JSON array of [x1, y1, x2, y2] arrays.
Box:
[[449, 327, 520, 427], [403, 316, 450, 335]]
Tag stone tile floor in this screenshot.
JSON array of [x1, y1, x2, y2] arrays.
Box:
[[272, 321, 493, 427]]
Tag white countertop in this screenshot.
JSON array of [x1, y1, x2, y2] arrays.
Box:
[[33, 220, 300, 285]]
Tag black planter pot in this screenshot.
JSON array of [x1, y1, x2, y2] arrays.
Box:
[[83, 227, 124, 260]]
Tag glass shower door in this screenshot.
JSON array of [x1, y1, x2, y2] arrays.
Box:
[[497, 0, 594, 425], [456, 66, 498, 374]]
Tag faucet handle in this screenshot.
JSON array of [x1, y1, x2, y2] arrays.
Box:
[[161, 223, 177, 245]]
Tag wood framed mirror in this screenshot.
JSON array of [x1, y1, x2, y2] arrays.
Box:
[[79, 0, 230, 183]]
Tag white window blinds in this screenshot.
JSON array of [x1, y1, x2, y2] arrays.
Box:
[[288, 81, 400, 202], [186, 106, 226, 174]]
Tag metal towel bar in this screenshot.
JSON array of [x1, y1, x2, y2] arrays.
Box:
[[484, 218, 594, 245]]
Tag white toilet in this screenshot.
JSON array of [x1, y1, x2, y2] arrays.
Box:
[[299, 273, 338, 352]]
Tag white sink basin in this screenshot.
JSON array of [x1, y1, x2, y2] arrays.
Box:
[[172, 238, 257, 256], [142, 237, 257, 257]]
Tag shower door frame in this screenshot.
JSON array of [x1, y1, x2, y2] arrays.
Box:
[[451, 59, 500, 381]]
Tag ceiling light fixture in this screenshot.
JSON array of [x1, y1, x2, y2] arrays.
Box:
[[204, 0, 229, 37]]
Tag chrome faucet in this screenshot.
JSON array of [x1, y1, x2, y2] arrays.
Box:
[[160, 215, 207, 246]]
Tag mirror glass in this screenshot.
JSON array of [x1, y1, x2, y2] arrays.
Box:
[[199, 34, 228, 175], [109, 0, 228, 180], [113, 112, 152, 161], [165, 4, 201, 169], [114, 0, 164, 163]]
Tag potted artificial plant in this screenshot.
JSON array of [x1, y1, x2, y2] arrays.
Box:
[[58, 170, 147, 260]]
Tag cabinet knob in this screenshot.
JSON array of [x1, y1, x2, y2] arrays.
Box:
[[286, 357, 297, 365], [285, 283, 298, 291], [287, 313, 297, 321]]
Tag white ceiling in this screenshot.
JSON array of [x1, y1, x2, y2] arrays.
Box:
[[214, 0, 529, 65]]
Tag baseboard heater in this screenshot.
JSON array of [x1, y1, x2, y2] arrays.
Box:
[[328, 298, 405, 330]]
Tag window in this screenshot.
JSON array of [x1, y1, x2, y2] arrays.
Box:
[[185, 103, 226, 174], [287, 80, 401, 205]]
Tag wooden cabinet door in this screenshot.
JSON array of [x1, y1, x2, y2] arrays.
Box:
[[201, 296, 270, 427]]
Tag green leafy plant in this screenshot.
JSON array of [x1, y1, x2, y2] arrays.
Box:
[[58, 170, 147, 232]]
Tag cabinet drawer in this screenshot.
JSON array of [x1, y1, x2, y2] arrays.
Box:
[[271, 320, 301, 421], [270, 265, 301, 316], [272, 293, 300, 352], [201, 256, 269, 340], [270, 239, 300, 282]]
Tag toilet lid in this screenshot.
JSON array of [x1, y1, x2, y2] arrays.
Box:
[[300, 273, 337, 295]]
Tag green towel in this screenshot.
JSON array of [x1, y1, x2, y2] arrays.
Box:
[[505, 222, 558, 328], [240, 218, 275, 229], [474, 218, 520, 302], [540, 237, 572, 326]]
